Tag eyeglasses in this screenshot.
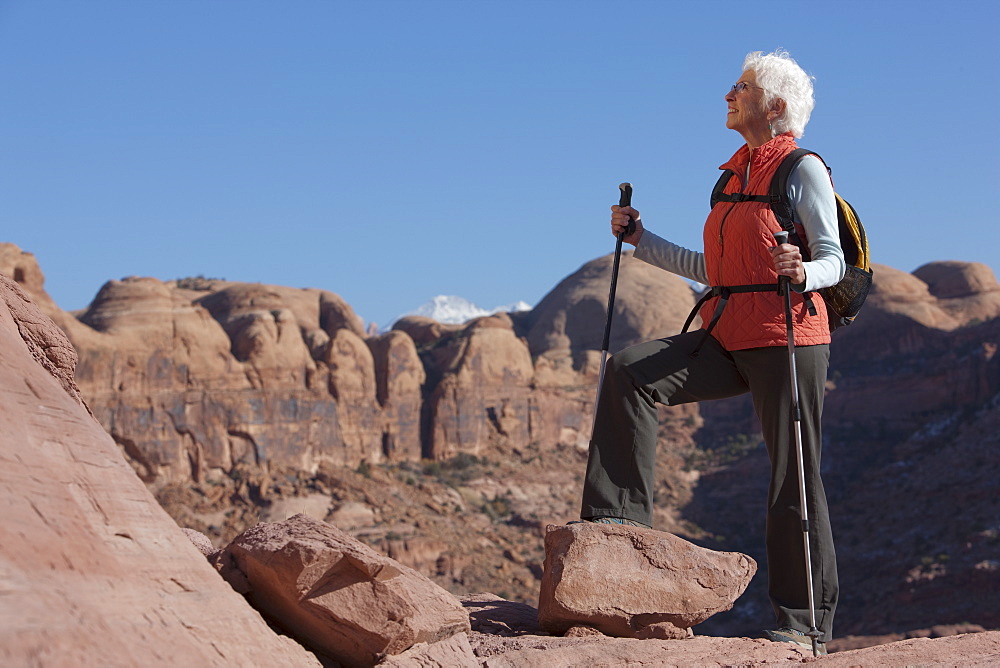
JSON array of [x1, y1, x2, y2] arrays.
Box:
[[729, 82, 763, 94]]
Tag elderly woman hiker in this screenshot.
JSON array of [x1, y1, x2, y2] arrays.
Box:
[[579, 49, 844, 654]]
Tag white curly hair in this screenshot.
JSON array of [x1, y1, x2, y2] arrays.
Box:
[[742, 49, 815, 138]]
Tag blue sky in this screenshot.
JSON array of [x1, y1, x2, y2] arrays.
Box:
[[1, 0, 997, 329]]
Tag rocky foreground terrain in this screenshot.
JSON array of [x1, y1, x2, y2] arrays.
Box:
[[1, 241, 999, 664]]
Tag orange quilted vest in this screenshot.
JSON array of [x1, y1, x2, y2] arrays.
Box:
[[700, 133, 830, 350]]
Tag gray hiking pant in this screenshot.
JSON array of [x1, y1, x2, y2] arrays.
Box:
[[580, 330, 839, 641]]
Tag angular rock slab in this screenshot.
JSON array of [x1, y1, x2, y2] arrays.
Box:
[[221, 513, 470, 666], [538, 523, 756, 638]]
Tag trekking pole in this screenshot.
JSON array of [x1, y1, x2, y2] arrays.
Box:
[[774, 230, 822, 657], [591, 183, 635, 434]]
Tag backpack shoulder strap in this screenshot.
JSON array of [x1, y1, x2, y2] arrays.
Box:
[[711, 168, 773, 209], [710, 169, 737, 209], [768, 148, 824, 252], [769, 148, 822, 317]]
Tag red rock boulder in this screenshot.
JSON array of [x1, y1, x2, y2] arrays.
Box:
[[538, 522, 756, 639], [218, 513, 471, 666]]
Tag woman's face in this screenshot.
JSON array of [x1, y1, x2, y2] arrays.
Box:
[[725, 70, 770, 140]]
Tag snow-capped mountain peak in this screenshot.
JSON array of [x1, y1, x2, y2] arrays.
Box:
[[389, 295, 531, 329]]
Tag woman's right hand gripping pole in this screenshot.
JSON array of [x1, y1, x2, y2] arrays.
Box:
[[610, 205, 644, 247]]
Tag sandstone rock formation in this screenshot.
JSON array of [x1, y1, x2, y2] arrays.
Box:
[[393, 254, 699, 460], [0, 243, 59, 313], [1, 245, 414, 485], [0, 243, 703, 485], [366, 329, 425, 461], [913, 260, 1000, 324], [0, 273, 320, 666], [414, 313, 536, 459], [217, 513, 471, 666], [538, 523, 756, 639]]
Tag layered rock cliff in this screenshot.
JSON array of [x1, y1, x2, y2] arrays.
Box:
[[4, 245, 699, 485]]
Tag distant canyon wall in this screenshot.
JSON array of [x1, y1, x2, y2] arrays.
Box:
[[0, 244, 697, 485], [3, 242, 1000, 491]]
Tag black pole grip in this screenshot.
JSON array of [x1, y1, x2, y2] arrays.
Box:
[[618, 182, 636, 237], [774, 231, 790, 297], [618, 182, 632, 207]]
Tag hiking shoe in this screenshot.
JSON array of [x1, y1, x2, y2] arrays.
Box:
[[589, 517, 650, 528], [763, 628, 827, 655]]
